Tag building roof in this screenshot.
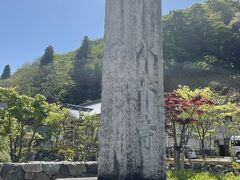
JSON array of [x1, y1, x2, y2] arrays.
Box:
[[80, 100, 101, 115], [65, 100, 101, 118], [65, 103, 92, 111], [80, 100, 101, 107]]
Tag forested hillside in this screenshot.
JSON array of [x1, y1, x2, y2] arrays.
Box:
[[0, 37, 103, 104], [164, 0, 240, 95], [1, 0, 240, 104]]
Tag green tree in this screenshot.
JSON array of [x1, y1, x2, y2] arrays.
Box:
[[207, 0, 239, 24], [33, 46, 55, 96], [70, 36, 93, 103], [163, 0, 240, 93], [32, 65, 54, 95], [177, 86, 219, 159], [40, 46, 54, 66], [78, 114, 99, 161], [1, 65, 11, 80], [0, 87, 68, 162], [75, 36, 91, 61], [165, 86, 216, 169], [4, 63, 39, 96], [44, 104, 69, 149], [176, 86, 240, 160], [0, 136, 10, 162]]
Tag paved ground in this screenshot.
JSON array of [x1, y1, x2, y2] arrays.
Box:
[[57, 178, 97, 180]]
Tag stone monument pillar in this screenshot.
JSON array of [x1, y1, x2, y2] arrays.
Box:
[[98, 0, 165, 179]]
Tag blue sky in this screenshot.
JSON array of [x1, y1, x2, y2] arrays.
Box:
[[0, 0, 204, 73]]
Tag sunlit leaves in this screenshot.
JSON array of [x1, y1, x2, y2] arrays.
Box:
[[0, 87, 69, 162]]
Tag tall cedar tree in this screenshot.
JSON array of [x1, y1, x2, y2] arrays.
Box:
[[40, 46, 54, 66], [33, 46, 55, 95], [71, 36, 92, 103], [1, 65, 11, 80]]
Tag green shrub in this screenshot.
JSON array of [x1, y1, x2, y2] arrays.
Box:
[[167, 170, 240, 180]]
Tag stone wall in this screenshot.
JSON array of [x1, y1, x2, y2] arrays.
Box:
[[0, 161, 97, 180]]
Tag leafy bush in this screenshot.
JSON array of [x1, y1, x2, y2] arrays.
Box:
[[0, 137, 10, 162], [167, 170, 240, 180]]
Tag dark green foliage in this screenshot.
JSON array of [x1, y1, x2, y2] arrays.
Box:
[[32, 65, 54, 95], [40, 46, 54, 66], [68, 36, 102, 104], [33, 46, 55, 96], [75, 36, 91, 62], [1, 65, 11, 80], [0, 87, 67, 162], [71, 36, 92, 95], [163, 0, 240, 93], [163, 0, 240, 69]]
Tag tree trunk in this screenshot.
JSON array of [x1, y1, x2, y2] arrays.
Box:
[[16, 125, 25, 162], [9, 136, 15, 162], [201, 139, 205, 159], [26, 129, 36, 162], [98, 0, 165, 179], [174, 149, 181, 170]]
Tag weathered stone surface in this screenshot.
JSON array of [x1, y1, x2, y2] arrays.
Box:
[[33, 172, 50, 180], [0, 162, 99, 179], [25, 172, 35, 179], [86, 163, 98, 175], [42, 163, 61, 176], [68, 164, 87, 177], [99, 0, 165, 179], [59, 164, 70, 177], [22, 163, 43, 173], [2, 164, 24, 180]]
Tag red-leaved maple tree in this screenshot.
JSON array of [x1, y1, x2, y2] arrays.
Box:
[[164, 91, 214, 169]]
